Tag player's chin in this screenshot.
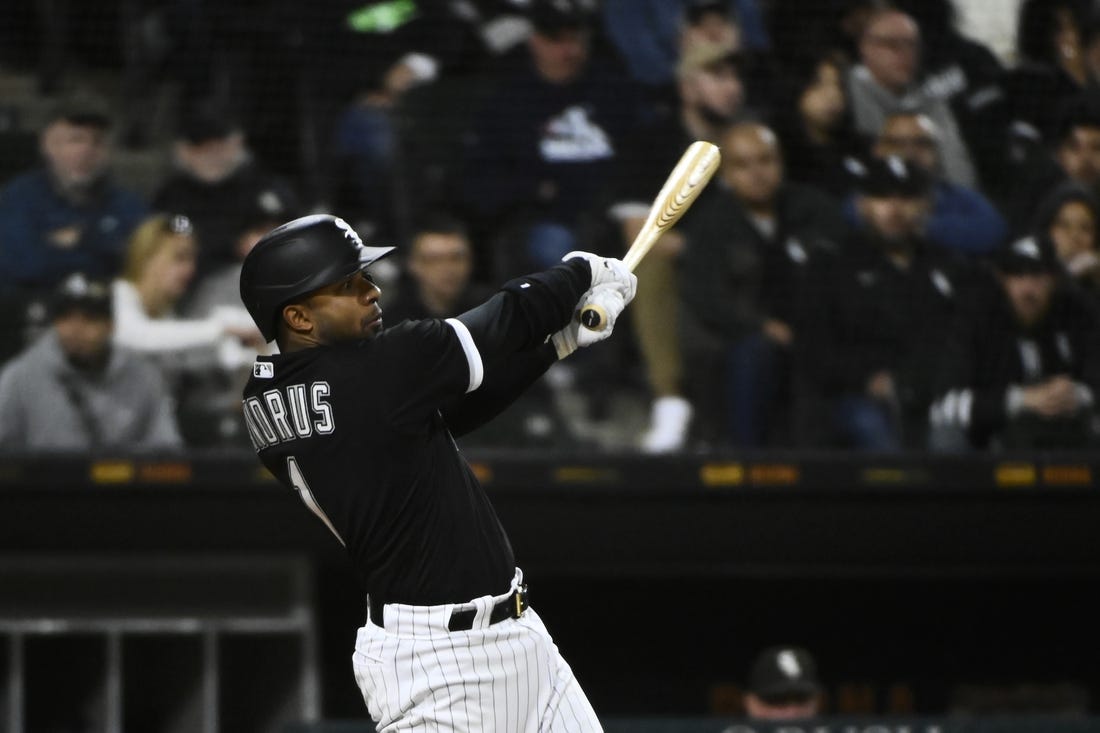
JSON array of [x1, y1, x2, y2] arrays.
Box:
[[362, 315, 384, 337]]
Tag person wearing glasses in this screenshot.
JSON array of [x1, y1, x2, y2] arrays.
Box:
[[846, 8, 977, 189]]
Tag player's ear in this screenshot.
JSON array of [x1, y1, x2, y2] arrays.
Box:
[[281, 302, 313, 335]]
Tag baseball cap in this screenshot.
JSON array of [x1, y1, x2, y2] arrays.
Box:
[[178, 100, 240, 144], [51, 273, 112, 319], [45, 91, 113, 130], [237, 189, 293, 236], [850, 155, 932, 198], [997, 234, 1062, 275], [748, 646, 822, 703], [677, 39, 742, 77], [530, 0, 593, 36]]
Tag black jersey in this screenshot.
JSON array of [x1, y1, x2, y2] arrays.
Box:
[[242, 260, 591, 606]]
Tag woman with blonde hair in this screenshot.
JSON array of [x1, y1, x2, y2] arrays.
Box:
[[113, 213, 262, 371]]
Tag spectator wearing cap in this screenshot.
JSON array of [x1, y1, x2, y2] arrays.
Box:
[[461, 0, 643, 277], [929, 234, 1100, 451], [603, 37, 748, 452], [799, 156, 974, 450], [843, 111, 1007, 257], [744, 646, 824, 720], [0, 273, 181, 453], [677, 122, 846, 449], [0, 91, 148, 296], [152, 100, 300, 279], [1033, 182, 1100, 301], [847, 8, 978, 188]]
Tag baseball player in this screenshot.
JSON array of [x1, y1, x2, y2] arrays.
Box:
[[238, 214, 635, 731]]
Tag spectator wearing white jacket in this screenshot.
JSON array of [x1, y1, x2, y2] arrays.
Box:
[[112, 213, 263, 375]]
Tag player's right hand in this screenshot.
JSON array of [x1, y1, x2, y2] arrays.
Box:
[[550, 284, 626, 359], [562, 251, 637, 306]]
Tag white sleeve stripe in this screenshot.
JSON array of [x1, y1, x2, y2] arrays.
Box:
[[445, 318, 484, 393]]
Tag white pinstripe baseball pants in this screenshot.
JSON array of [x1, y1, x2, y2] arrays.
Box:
[[353, 569, 602, 732]]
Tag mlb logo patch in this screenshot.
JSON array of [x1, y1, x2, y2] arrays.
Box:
[[253, 361, 275, 379]]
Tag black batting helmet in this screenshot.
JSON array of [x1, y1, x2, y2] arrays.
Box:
[[239, 214, 394, 341]]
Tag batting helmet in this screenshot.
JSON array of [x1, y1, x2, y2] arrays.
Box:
[[239, 214, 395, 341]]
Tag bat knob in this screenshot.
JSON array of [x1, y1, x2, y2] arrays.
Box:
[[579, 304, 608, 331]]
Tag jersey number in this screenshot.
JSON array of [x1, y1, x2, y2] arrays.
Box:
[[286, 456, 346, 547]]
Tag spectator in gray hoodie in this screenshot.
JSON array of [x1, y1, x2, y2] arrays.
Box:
[[0, 273, 181, 453]]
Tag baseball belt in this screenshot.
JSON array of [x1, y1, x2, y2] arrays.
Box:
[[371, 585, 529, 632]]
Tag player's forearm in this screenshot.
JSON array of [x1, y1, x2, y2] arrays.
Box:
[[456, 260, 590, 357]]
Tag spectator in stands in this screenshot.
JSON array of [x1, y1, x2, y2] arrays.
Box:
[[773, 50, 863, 199], [929, 234, 1100, 451], [324, 0, 468, 240], [0, 273, 181, 453], [0, 91, 147, 295], [1003, 93, 1100, 234], [186, 196, 289, 322], [847, 8, 977, 188], [744, 646, 824, 720], [152, 100, 300, 280], [799, 156, 971, 451], [892, 0, 1007, 192], [384, 214, 492, 324], [461, 0, 642, 277], [113, 214, 263, 382], [679, 122, 846, 448], [1035, 183, 1100, 300], [848, 111, 1006, 257], [605, 38, 747, 452], [1004, 0, 1092, 143]]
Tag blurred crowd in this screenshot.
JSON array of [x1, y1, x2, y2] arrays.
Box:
[[1, 0, 1100, 455]]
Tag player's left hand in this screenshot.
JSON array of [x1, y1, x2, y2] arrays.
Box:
[[550, 284, 627, 359]]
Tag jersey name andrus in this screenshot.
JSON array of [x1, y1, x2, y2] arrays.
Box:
[[242, 382, 335, 451]]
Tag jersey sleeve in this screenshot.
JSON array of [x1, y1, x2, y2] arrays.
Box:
[[374, 319, 484, 430]]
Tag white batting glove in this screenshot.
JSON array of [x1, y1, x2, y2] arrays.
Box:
[[549, 284, 627, 359], [562, 251, 637, 306]]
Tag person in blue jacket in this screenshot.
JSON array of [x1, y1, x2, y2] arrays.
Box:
[[0, 91, 147, 297], [843, 111, 1007, 257]]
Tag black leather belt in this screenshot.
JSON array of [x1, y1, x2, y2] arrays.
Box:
[[371, 585, 529, 632]]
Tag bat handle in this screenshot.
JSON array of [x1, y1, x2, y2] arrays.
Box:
[[578, 302, 609, 332]]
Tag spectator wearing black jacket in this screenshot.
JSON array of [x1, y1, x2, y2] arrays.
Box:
[[798, 156, 972, 450], [1033, 182, 1100, 302], [929, 234, 1100, 451], [679, 122, 847, 447], [153, 102, 300, 280]]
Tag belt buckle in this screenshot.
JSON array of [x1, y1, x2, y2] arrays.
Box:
[[514, 585, 527, 618]]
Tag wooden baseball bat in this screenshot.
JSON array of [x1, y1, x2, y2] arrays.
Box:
[[579, 140, 722, 331]]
